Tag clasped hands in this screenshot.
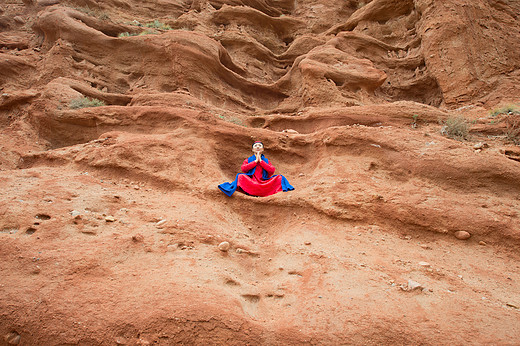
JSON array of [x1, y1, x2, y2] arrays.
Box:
[[254, 152, 262, 163]]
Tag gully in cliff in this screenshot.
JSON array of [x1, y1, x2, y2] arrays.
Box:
[[218, 141, 294, 197]]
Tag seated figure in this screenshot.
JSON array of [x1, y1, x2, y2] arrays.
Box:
[[218, 141, 294, 197]]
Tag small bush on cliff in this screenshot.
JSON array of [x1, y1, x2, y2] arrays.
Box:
[[218, 114, 245, 126], [504, 114, 520, 144], [441, 116, 470, 140], [118, 32, 137, 37], [488, 103, 520, 144], [70, 6, 110, 21], [489, 104, 520, 117], [145, 20, 172, 30], [69, 97, 105, 109], [118, 30, 158, 37]]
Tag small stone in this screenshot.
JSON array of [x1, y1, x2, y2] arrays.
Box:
[[407, 280, 423, 291], [133, 185, 140, 190], [473, 142, 489, 150], [105, 216, 116, 222], [70, 210, 81, 217], [420, 244, 431, 249], [479, 241, 487, 246], [155, 220, 167, 228], [304, 241, 311, 245], [506, 303, 519, 309], [132, 234, 144, 242], [32, 265, 41, 274], [418, 261, 431, 267], [236, 248, 247, 254], [5, 332, 21, 345], [454, 231, 471, 240], [282, 129, 299, 134], [14, 16, 25, 24], [218, 241, 230, 252]]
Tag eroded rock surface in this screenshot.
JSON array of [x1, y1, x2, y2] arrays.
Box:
[[1, 0, 519, 344]]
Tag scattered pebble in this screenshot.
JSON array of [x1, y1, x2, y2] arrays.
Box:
[[70, 210, 81, 217], [155, 220, 167, 228], [407, 280, 423, 291], [473, 142, 488, 150], [454, 231, 471, 240], [131, 234, 144, 243], [506, 303, 519, 309], [236, 248, 248, 254], [304, 241, 311, 245], [218, 241, 230, 252], [105, 216, 116, 222], [418, 261, 431, 267], [32, 266, 41, 275], [282, 129, 299, 134], [479, 241, 487, 246], [5, 332, 21, 345], [133, 185, 140, 190]]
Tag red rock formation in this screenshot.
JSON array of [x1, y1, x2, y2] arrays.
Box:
[[1, 0, 519, 344]]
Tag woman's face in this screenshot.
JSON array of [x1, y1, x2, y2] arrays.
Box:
[[252, 142, 264, 153]]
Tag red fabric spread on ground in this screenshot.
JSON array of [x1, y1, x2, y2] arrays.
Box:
[[237, 158, 283, 197]]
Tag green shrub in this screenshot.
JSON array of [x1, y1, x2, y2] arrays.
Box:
[[138, 29, 158, 36], [145, 20, 171, 30], [218, 114, 245, 126], [70, 6, 110, 20], [489, 104, 520, 117], [119, 30, 158, 37], [118, 32, 137, 37], [69, 97, 105, 109], [442, 116, 470, 140], [411, 114, 419, 128], [504, 114, 520, 144]]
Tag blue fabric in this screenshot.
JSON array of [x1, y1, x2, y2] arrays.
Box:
[[218, 155, 294, 197]]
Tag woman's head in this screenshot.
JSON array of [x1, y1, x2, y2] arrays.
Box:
[[252, 141, 264, 153]]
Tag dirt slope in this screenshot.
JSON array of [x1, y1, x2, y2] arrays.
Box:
[[1, 0, 520, 344]]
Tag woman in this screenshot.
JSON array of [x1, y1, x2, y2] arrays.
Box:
[[218, 141, 294, 197]]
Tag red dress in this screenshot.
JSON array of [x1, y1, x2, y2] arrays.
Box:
[[237, 158, 283, 197]]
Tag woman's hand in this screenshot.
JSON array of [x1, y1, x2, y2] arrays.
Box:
[[255, 152, 261, 163]]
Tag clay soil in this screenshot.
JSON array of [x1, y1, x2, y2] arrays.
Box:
[[1, 0, 520, 345]]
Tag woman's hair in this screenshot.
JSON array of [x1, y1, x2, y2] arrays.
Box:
[[252, 141, 263, 148]]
